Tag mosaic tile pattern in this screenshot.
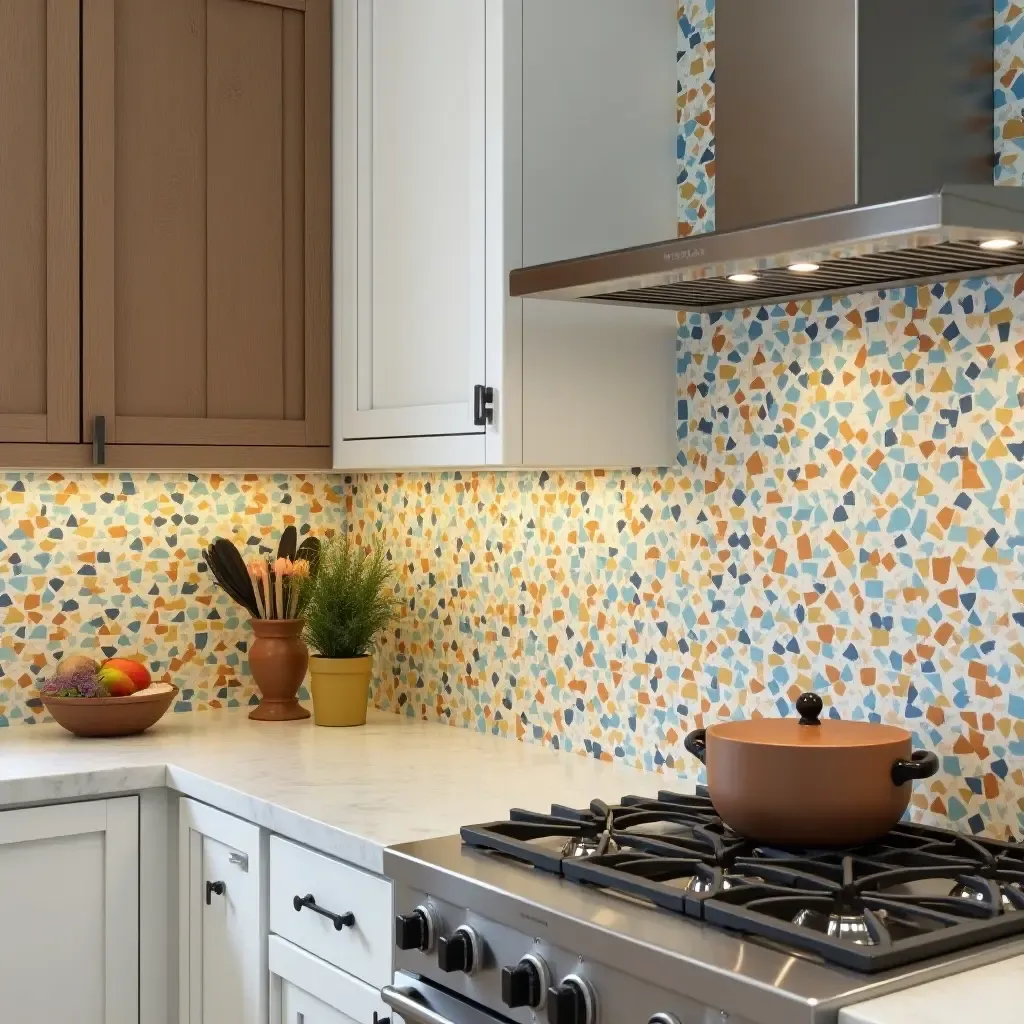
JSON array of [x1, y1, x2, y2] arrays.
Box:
[[996, 0, 1024, 183], [0, 474, 344, 725], [355, 2, 1024, 842], [676, 1, 715, 237]]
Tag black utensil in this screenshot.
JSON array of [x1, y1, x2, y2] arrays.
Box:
[[209, 538, 261, 617], [203, 544, 253, 612], [277, 525, 298, 562], [295, 536, 320, 573]]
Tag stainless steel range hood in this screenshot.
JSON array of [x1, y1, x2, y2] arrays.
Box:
[[511, 0, 1022, 312]]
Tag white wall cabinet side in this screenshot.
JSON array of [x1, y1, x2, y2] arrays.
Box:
[[0, 797, 139, 1024], [269, 935, 389, 1024], [179, 798, 267, 1024], [333, 0, 679, 471]]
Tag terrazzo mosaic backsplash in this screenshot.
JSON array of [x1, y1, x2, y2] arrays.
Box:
[[0, 3, 1021, 842], [360, 0, 1024, 842], [0, 475, 345, 722]]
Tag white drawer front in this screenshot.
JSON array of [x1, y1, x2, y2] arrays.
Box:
[[270, 935, 389, 1024], [270, 836, 392, 987]]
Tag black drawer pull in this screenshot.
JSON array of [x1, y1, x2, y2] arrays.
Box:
[[206, 880, 225, 906], [293, 893, 355, 931]]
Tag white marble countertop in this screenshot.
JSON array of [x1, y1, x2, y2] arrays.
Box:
[[839, 954, 1024, 1023], [0, 708, 670, 872]]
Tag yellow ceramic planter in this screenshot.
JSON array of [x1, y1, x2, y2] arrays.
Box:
[[308, 655, 372, 727]]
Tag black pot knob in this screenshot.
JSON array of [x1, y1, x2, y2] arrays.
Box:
[[796, 692, 823, 726]]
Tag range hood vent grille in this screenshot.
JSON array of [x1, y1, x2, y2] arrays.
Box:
[[596, 239, 1024, 311]]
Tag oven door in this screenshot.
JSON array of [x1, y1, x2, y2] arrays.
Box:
[[382, 971, 508, 1024]]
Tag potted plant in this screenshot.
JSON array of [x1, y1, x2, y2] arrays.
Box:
[[202, 527, 319, 722], [300, 534, 397, 727]]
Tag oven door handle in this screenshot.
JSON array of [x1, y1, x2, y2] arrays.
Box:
[[381, 986, 459, 1024]]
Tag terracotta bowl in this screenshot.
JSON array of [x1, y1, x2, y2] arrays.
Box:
[[42, 685, 179, 738]]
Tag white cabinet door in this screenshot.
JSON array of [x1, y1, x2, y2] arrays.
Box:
[[0, 798, 139, 1024], [179, 798, 266, 1024], [279, 982, 358, 1024], [335, 0, 487, 446], [269, 935, 388, 1024]]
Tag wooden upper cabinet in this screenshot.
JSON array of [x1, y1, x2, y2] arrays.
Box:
[[0, 0, 80, 445], [82, 0, 331, 456]]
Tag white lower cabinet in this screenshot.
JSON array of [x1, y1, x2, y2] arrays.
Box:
[[270, 935, 389, 1024], [0, 797, 139, 1024], [179, 797, 266, 1024]]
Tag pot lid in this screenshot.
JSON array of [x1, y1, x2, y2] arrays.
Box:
[[709, 693, 911, 748]]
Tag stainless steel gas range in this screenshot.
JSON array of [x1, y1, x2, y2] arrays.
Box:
[[381, 789, 1024, 1024]]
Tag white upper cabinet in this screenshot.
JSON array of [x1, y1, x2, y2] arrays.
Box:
[[333, 0, 679, 470]]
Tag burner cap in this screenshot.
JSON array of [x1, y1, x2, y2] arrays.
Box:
[[560, 833, 620, 859], [791, 907, 887, 946]]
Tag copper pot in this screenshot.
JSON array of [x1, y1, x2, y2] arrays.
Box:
[[683, 693, 939, 846]]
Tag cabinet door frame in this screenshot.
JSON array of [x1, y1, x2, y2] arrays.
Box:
[[269, 935, 388, 1024], [0, 797, 139, 1024], [334, 0, 488, 444], [81, 0, 331, 450], [178, 797, 267, 1024], [0, 0, 80, 444]]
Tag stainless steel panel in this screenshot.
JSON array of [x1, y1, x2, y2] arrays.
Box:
[[392, 885, 747, 1024], [385, 837, 1024, 1024], [715, 0, 858, 232], [858, 1, 994, 206]]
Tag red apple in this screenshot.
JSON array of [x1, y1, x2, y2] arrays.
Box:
[[102, 657, 151, 692]]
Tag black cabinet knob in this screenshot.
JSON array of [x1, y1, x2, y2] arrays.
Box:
[[395, 910, 429, 951], [546, 978, 594, 1024], [205, 880, 225, 906], [437, 928, 476, 974], [501, 960, 543, 1009]]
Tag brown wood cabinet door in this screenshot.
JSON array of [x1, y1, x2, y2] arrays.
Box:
[[82, 0, 331, 452], [0, 0, 80, 445]]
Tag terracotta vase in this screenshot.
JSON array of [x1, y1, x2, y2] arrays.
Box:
[[247, 619, 311, 722]]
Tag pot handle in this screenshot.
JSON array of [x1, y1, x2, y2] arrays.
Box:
[[891, 750, 939, 787], [684, 728, 707, 765]]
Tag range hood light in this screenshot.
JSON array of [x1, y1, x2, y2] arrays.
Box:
[[728, 272, 759, 283], [979, 238, 1018, 251], [788, 262, 820, 273]]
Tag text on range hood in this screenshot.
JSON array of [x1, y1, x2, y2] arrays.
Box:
[[510, 0, 1020, 312]]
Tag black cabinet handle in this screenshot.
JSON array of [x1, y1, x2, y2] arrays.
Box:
[[205, 880, 225, 906], [372, 1015, 391, 1024], [92, 415, 106, 466], [293, 893, 355, 931], [473, 385, 494, 426]]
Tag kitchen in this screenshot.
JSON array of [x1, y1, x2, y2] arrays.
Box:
[[0, 0, 1022, 1023]]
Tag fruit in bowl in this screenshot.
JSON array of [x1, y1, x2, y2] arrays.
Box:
[[38, 654, 175, 737]]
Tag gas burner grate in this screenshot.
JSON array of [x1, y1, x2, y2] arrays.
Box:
[[461, 789, 1024, 972]]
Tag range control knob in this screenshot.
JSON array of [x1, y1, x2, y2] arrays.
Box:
[[649, 1015, 682, 1024], [546, 975, 596, 1024], [437, 926, 482, 975], [395, 905, 436, 952], [501, 954, 550, 1009]]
